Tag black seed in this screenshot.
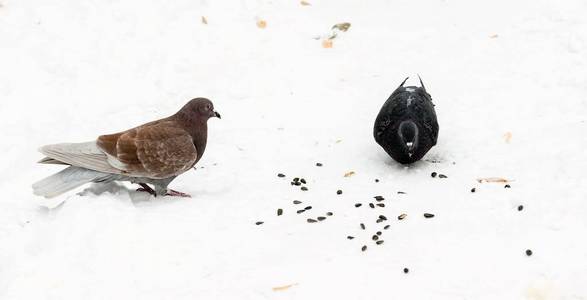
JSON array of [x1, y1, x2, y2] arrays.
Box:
[[300, 178, 307, 184], [424, 213, 435, 218], [376, 240, 384, 245], [431, 172, 437, 178], [297, 209, 305, 214], [347, 236, 354, 240], [369, 203, 375, 209], [360, 223, 365, 230], [326, 212, 333, 216], [355, 203, 362, 208], [301, 186, 308, 191], [255, 221, 264, 225], [518, 205, 524, 211], [277, 173, 285, 178], [471, 188, 476, 193], [377, 203, 385, 207], [290, 182, 295, 185], [505, 184, 511, 188], [526, 249, 533, 256], [438, 174, 448, 178], [317, 216, 326, 221], [304, 206, 312, 210], [293, 200, 302, 204], [384, 225, 390, 230], [307, 218, 317, 223], [376, 219, 383, 223], [374, 196, 384, 201], [403, 268, 409, 274], [398, 213, 407, 220], [336, 190, 343, 195], [372, 235, 379, 241], [397, 191, 406, 194], [294, 181, 301, 186], [316, 162, 323, 167], [375, 179, 379, 182], [361, 245, 367, 251], [277, 209, 283, 216], [378, 215, 387, 221], [293, 177, 300, 182], [376, 231, 382, 236]]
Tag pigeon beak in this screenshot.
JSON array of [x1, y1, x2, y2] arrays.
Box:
[[214, 111, 221, 119]]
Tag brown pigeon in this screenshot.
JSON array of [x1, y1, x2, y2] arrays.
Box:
[[32, 98, 220, 198]]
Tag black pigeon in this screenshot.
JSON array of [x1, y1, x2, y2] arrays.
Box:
[[373, 76, 439, 164]]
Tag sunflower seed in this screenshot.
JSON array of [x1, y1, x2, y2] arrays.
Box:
[[374, 196, 384, 201], [255, 221, 264, 225], [372, 235, 379, 241], [317, 216, 326, 221], [277, 173, 286, 178], [518, 205, 524, 211], [304, 206, 312, 210], [336, 190, 343, 195], [297, 209, 305, 214], [376, 203, 385, 207], [355, 203, 362, 208], [307, 218, 317, 223], [398, 213, 407, 220], [326, 212, 333, 216], [438, 174, 448, 178], [361, 245, 367, 252], [360, 223, 365, 230], [431, 172, 437, 178], [277, 209, 283, 216], [376, 240, 384, 245], [369, 203, 375, 209], [347, 236, 354, 240], [301, 186, 308, 191], [293, 200, 302, 204], [424, 213, 435, 218]]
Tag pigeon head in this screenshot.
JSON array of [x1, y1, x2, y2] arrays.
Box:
[[178, 98, 221, 121]]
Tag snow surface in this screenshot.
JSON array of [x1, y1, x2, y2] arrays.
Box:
[[1, 0, 587, 299]]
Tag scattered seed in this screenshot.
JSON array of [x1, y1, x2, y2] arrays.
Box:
[[297, 209, 305, 214], [304, 206, 312, 210], [374, 196, 385, 201], [372, 235, 379, 241], [471, 188, 476, 193], [316, 162, 323, 167], [378, 215, 387, 221], [347, 236, 354, 240], [277, 173, 286, 178], [376, 203, 385, 207], [384, 225, 390, 230], [361, 245, 367, 252], [290, 182, 295, 186], [336, 190, 343, 195], [438, 174, 448, 178], [431, 172, 437, 178], [293, 177, 300, 182], [307, 218, 317, 223], [398, 213, 407, 220], [277, 209, 283, 216], [504, 184, 511, 188], [300, 178, 307, 184], [376, 231, 382, 236], [376, 219, 383, 223], [294, 181, 301, 186], [293, 200, 302, 204], [403, 268, 409, 274], [255, 221, 264, 225], [526, 249, 533, 256], [369, 203, 375, 209], [301, 186, 308, 191], [397, 191, 406, 194], [375, 179, 380, 182], [424, 213, 435, 218], [355, 203, 362, 208], [326, 212, 333, 216], [376, 240, 384, 245], [518, 205, 524, 211], [317, 216, 326, 221], [360, 223, 365, 230]]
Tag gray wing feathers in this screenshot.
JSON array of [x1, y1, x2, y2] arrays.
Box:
[[39, 142, 124, 175], [32, 166, 118, 198]]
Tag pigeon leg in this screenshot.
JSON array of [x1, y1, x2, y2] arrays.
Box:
[[165, 189, 192, 198], [136, 183, 157, 196]]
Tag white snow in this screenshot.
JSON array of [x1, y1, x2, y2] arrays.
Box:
[[1, 0, 587, 299]]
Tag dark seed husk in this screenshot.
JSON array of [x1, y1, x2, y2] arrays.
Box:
[[518, 205, 524, 211], [336, 190, 343, 195], [300, 178, 307, 184], [326, 212, 333, 216], [398, 213, 407, 220], [376, 231, 382, 236], [372, 235, 379, 241], [307, 218, 317, 223], [361, 245, 367, 251], [294, 181, 301, 186], [255, 221, 264, 225], [438, 174, 448, 178], [526, 249, 533, 256], [384, 225, 390, 230], [505, 184, 511, 188], [277, 209, 283, 216], [376, 203, 385, 207], [355, 203, 362, 208], [316, 162, 323, 167], [374, 196, 384, 201], [293, 200, 302, 204], [424, 213, 435, 218], [304, 206, 312, 210], [317, 216, 326, 221], [360, 223, 365, 230], [293, 177, 300, 182], [277, 173, 285, 178], [376, 240, 384, 245], [297, 209, 305, 214], [403, 268, 409, 273], [369, 203, 375, 209], [301, 186, 308, 191], [378, 215, 387, 221], [471, 188, 476, 193], [375, 179, 379, 182], [431, 172, 437, 178], [397, 191, 406, 194], [376, 219, 383, 223], [347, 236, 354, 240]]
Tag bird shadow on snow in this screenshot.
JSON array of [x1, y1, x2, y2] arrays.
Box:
[[77, 182, 160, 205]]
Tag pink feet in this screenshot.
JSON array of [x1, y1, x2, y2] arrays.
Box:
[[136, 184, 191, 198], [165, 189, 192, 198]]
